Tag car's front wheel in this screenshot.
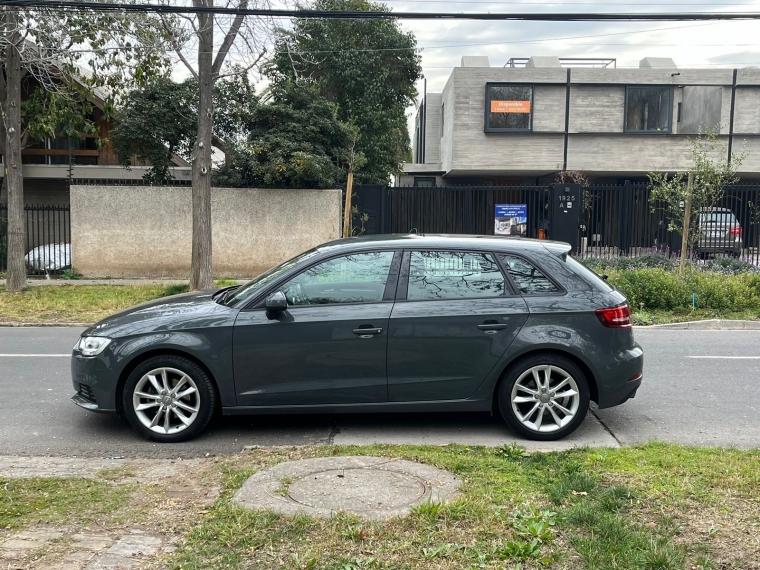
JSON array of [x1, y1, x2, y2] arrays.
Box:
[[123, 355, 216, 443], [498, 354, 590, 441]]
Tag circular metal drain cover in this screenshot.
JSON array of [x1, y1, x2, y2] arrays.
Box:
[[232, 456, 460, 520]]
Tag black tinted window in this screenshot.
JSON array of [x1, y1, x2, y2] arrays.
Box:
[[407, 251, 505, 301], [500, 254, 558, 295], [282, 252, 394, 306]]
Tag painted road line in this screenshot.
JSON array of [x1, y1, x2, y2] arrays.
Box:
[[0, 354, 71, 357], [686, 356, 760, 359]]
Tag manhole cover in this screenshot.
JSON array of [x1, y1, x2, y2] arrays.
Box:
[[232, 456, 460, 520], [288, 468, 427, 511]]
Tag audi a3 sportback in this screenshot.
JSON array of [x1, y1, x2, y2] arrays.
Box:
[[72, 235, 643, 443]]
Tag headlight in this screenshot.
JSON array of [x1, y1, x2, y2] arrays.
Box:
[[75, 336, 112, 357]]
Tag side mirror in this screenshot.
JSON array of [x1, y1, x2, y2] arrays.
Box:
[[265, 291, 288, 311]]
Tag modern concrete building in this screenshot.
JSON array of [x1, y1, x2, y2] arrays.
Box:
[[403, 56, 760, 186]]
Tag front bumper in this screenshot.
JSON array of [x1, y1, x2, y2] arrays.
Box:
[[71, 392, 115, 413], [71, 352, 118, 413]]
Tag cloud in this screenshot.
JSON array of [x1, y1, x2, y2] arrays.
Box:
[[394, 0, 760, 137]]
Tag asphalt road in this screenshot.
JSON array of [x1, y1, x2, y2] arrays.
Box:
[[0, 327, 757, 457]]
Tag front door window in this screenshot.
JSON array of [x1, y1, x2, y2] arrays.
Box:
[[282, 251, 395, 306]]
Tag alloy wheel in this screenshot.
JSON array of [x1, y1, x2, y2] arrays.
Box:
[[510, 365, 580, 433], [132, 367, 201, 435]]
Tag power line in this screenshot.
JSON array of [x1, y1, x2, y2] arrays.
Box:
[[3, 0, 760, 21]]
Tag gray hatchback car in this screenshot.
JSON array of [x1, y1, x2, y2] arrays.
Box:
[[71, 235, 643, 443]]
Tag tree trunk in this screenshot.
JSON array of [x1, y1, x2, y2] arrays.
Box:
[[4, 10, 26, 292], [190, 3, 214, 291]]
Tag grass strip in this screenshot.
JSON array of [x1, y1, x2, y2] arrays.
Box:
[[169, 443, 760, 570]]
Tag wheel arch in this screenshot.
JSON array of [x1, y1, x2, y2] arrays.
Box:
[[491, 347, 599, 412], [115, 348, 221, 416]]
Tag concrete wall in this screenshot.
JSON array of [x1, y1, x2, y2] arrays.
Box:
[[569, 86, 624, 133], [424, 93, 443, 164], [70, 186, 342, 278]]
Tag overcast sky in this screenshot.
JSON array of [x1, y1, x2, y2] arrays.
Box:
[[386, 0, 760, 137]]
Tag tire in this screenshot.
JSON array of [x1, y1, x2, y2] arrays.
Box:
[[122, 354, 217, 443], [497, 354, 590, 441]]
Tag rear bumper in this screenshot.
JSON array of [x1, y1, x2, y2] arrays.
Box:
[[596, 343, 644, 409], [697, 240, 742, 252]]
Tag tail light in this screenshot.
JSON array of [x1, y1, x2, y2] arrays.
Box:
[[730, 226, 743, 236], [596, 304, 632, 328]]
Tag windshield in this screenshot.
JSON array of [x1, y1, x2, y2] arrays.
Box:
[[224, 249, 321, 307]]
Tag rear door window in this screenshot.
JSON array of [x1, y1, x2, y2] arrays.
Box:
[[500, 254, 559, 295], [407, 251, 506, 300]]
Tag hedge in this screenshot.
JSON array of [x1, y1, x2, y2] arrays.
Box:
[[607, 268, 760, 311]]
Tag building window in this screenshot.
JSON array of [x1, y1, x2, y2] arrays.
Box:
[[414, 177, 436, 187], [485, 83, 533, 133], [625, 86, 673, 133]]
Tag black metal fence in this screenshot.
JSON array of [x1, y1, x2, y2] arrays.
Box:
[[0, 204, 72, 275], [353, 183, 760, 265]]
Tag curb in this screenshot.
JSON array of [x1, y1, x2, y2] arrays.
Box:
[[634, 319, 760, 330], [0, 322, 92, 327]]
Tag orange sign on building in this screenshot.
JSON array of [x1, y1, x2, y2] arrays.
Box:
[[490, 100, 531, 113]]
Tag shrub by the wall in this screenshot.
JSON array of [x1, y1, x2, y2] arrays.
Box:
[[608, 268, 760, 311]]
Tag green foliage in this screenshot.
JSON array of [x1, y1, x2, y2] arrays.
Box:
[[648, 131, 745, 250], [608, 268, 760, 311], [269, 0, 423, 184], [111, 75, 258, 185], [61, 268, 83, 280], [163, 284, 190, 297], [581, 252, 678, 272], [214, 82, 357, 189], [22, 87, 98, 148], [702, 256, 760, 274], [410, 499, 443, 523], [110, 77, 197, 185], [495, 442, 527, 460]]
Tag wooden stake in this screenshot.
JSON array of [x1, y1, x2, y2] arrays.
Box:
[[679, 171, 694, 277], [343, 170, 354, 238]]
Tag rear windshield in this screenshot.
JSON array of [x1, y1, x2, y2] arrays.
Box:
[[700, 212, 737, 224], [565, 256, 613, 291]]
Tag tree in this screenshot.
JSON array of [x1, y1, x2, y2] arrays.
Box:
[[111, 73, 257, 186], [648, 131, 746, 274], [111, 77, 197, 185], [152, 1, 274, 291], [269, 0, 422, 184], [0, 4, 167, 291], [214, 81, 358, 188]]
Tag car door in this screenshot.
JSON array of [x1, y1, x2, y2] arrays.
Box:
[[387, 249, 529, 402], [232, 250, 401, 407]]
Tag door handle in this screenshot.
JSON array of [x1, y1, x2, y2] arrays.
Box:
[[478, 323, 508, 331], [353, 327, 383, 336]]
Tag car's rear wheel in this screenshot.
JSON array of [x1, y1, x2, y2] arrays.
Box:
[[498, 354, 590, 441], [123, 355, 216, 443]]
